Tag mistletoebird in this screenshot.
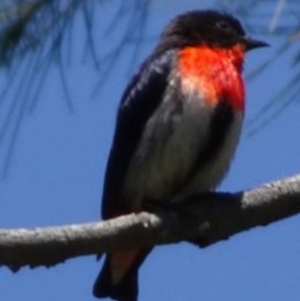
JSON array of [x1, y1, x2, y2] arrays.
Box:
[[93, 9, 269, 301]]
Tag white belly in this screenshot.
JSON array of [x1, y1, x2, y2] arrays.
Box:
[[122, 92, 243, 209], [176, 112, 243, 200]]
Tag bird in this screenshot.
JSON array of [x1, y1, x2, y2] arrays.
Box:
[[93, 9, 268, 301]]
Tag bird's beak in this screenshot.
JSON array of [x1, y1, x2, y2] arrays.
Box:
[[241, 36, 270, 51]]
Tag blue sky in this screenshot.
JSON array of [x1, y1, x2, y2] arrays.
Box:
[[1, 1, 300, 301]]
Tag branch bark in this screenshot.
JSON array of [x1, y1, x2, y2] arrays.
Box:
[[1, 174, 300, 271]]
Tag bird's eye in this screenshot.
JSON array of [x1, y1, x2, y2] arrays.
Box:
[[216, 20, 233, 33]]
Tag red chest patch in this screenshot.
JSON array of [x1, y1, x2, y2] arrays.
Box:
[[178, 46, 245, 112]]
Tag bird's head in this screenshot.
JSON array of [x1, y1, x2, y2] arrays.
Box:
[[157, 10, 269, 53]]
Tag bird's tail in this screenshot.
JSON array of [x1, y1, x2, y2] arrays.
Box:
[[93, 249, 151, 301]]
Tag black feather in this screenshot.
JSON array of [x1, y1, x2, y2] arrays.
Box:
[[101, 50, 174, 219]]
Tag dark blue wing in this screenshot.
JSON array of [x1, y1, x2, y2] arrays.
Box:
[[101, 50, 175, 219]]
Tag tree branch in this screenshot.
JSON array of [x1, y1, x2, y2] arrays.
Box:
[[1, 174, 300, 272]]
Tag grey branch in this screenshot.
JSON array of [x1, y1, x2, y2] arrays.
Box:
[[1, 174, 300, 271]]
